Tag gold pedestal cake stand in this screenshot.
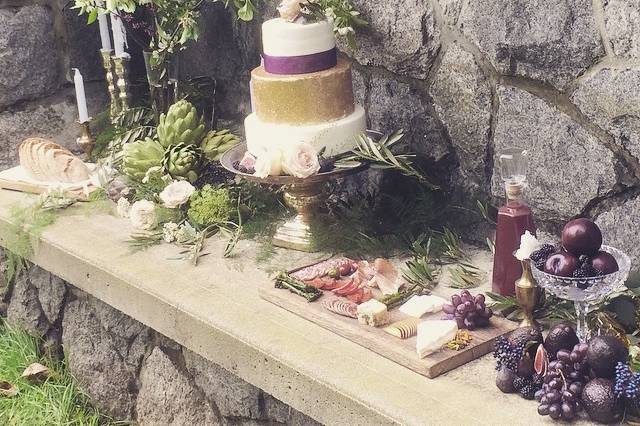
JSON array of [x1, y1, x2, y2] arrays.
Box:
[[220, 141, 371, 252]]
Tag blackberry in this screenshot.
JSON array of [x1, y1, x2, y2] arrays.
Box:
[[195, 163, 235, 187], [577, 255, 591, 268], [531, 244, 555, 270], [573, 262, 597, 279], [533, 258, 546, 271], [513, 376, 530, 392], [520, 382, 538, 400]]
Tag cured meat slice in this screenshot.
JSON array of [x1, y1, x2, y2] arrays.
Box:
[[322, 298, 358, 319], [346, 288, 364, 304], [332, 279, 358, 296], [305, 278, 326, 289], [320, 278, 340, 290], [291, 257, 354, 281]]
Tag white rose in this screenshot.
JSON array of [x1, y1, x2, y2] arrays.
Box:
[[159, 180, 195, 208], [515, 231, 541, 261], [253, 149, 283, 179], [129, 200, 157, 230], [116, 197, 131, 219], [281, 143, 321, 178], [277, 0, 306, 21]]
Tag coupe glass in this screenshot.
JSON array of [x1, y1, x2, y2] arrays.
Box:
[[530, 245, 631, 342]]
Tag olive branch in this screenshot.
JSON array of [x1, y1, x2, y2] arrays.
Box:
[[335, 130, 439, 190]]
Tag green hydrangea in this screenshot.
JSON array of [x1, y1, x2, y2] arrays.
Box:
[[187, 185, 232, 228]]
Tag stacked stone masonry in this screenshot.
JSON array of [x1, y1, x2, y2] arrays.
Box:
[[0, 254, 319, 425]]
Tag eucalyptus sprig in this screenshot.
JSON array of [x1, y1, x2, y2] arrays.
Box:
[[335, 130, 439, 190]]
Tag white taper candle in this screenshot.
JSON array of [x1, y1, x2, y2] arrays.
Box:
[[98, 12, 112, 51], [73, 68, 89, 123], [110, 14, 126, 57]]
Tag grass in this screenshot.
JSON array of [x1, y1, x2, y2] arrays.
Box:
[[0, 320, 122, 426]]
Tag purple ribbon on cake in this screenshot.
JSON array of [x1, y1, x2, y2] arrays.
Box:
[[263, 47, 337, 75]]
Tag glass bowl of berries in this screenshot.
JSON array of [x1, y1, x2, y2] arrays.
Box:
[[529, 218, 631, 342]]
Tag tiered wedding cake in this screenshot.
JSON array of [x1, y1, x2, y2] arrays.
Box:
[[244, 16, 366, 158]]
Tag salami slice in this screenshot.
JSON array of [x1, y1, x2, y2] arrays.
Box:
[[291, 257, 354, 281], [322, 298, 358, 319]]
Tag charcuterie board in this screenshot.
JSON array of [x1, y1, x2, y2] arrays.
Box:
[[260, 277, 518, 379]]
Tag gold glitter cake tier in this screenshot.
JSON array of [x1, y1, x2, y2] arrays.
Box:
[[251, 58, 355, 125]]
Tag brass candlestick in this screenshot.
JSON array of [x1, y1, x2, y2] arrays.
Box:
[[113, 56, 130, 112], [77, 119, 94, 156], [515, 260, 539, 328], [101, 50, 119, 121]]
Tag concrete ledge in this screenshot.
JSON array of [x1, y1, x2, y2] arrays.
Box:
[[0, 190, 565, 425]]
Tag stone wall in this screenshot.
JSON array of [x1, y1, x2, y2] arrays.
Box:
[[0, 254, 319, 425], [0, 0, 106, 166]]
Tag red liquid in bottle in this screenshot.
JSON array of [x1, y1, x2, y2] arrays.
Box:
[[492, 199, 536, 296]]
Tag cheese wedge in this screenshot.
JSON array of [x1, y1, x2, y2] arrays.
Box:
[[357, 299, 389, 327], [416, 320, 457, 358], [399, 295, 447, 318]]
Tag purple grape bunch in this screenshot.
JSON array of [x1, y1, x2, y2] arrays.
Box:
[[536, 343, 590, 420], [442, 290, 493, 330]]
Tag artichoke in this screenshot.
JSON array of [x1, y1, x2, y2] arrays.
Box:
[[157, 100, 206, 148], [163, 142, 203, 183], [200, 129, 240, 161], [122, 138, 165, 181]]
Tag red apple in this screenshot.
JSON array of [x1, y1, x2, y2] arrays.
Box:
[[561, 218, 603, 256], [544, 252, 579, 277], [591, 251, 619, 275]]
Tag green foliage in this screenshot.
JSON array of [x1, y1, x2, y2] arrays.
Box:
[[336, 130, 439, 190], [487, 291, 576, 324], [187, 185, 232, 228], [448, 262, 483, 289], [300, 0, 367, 47], [0, 320, 120, 425], [2, 195, 71, 284], [73, 1, 258, 83]]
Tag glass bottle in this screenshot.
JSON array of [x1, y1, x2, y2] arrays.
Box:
[[492, 148, 536, 296]]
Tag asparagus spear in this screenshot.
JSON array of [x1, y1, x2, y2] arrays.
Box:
[[274, 271, 322, 302]]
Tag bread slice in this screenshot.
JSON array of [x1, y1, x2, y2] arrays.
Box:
[[62, 157, 90, 183], [18, 138, 89, 183]]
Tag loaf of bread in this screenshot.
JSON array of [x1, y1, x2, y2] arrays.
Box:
[[18, 138, 90, 183]]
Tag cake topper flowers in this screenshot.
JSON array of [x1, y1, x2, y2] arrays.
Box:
[[298, 0, 367, 47], [277, 0, 308, 21]]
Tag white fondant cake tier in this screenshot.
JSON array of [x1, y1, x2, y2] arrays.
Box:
[[245, 106, 366, 157], [262, 18, 335, 57]]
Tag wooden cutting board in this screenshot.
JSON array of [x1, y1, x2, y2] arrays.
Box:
[[0, 166, 97, 199], [260, 284, 518, 378]]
